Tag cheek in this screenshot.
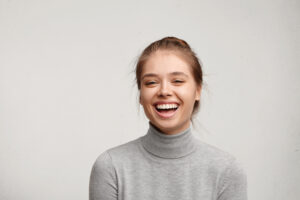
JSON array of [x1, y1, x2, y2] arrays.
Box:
[[177, 87, 197, 100], [140, 88, 155, 105]]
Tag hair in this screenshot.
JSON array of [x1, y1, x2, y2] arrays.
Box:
[[135, 36, 203, 116]]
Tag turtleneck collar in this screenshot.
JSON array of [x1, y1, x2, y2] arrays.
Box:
[[140, 122, 197, 159]]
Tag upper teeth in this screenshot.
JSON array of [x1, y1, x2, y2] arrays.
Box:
[[156, 104, 178, 109]]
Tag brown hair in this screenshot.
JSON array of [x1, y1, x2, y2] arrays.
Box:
[[135, 36, 203, 115]]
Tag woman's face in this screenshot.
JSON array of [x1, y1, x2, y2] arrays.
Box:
[[139, 50, 201, 134]]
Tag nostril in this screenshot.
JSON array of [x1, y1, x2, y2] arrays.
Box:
[[158, 89, 172, 96]]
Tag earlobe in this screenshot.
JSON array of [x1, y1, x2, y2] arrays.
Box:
[[195, 86, 202, 101]]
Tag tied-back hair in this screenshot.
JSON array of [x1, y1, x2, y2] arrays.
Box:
[[135, 36, 203, 116]]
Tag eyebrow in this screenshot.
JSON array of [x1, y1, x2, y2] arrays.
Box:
[[141, 71, 189, 80]]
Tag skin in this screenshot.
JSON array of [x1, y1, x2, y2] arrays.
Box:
[[139, 50, 201, 135]]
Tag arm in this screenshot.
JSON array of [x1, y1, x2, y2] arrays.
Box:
[[89, 151, 118, 200], [217, 158, 248, 200]]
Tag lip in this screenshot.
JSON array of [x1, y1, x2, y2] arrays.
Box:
[[153, 101, 180, 119], [153, 101, 180, 106]]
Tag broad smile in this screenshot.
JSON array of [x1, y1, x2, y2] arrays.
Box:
[[153, 102, 180, 119]]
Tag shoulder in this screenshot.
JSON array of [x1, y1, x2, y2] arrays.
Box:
[[91, 150, 114, 179], [194, 139, 247, 178], [93, 136, 142, 167], [107, 137, 142, 158], [195, 139, 236, 165], [194, 140, 247, 198]]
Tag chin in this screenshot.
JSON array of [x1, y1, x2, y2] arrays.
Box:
[[151, 120, 183, 134]]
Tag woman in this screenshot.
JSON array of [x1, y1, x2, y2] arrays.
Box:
[[89, 37, 247, 200]]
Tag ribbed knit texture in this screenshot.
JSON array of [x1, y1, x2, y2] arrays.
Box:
[[89, 123, 247, 200]]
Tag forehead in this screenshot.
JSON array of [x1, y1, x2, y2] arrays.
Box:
[[142, 50, 193, 76]]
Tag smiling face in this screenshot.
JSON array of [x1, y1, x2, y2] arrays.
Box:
[[139, 50, 201, 135]]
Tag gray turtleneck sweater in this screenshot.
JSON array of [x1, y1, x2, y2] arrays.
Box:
[[89, 124, 247, 200]]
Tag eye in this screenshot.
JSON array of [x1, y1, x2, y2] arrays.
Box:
[[145, 81, 157, 85], [173, 79, 184, 84]]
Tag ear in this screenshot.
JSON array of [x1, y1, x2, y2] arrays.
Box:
[[139, 95, 143, 105], [195, 85, 202, 101]]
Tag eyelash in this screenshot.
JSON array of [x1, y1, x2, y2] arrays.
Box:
[[173, 80, 184, 83], [144, 80, 184, 86], [145, 81, 157, 85]]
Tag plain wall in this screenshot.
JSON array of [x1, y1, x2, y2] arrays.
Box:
[[1, 0, 299, 199]]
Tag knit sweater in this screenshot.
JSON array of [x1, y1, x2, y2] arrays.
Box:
[[89, 123, 247, 200]]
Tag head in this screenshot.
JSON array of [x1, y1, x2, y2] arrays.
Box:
[[136, 37, 203, 134]]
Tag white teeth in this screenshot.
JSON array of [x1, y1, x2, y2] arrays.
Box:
[[156, 104, 178, 109]]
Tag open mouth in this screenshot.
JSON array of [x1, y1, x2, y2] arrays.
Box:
[[155, 104, 178, 112], [154, 103, 179, 118]]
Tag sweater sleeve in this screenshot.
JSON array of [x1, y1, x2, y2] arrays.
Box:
[[217, 158, 248, 200], [89, 151, 118, 200]]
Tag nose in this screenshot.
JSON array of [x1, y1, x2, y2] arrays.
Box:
[[158, 80, 172, 97]]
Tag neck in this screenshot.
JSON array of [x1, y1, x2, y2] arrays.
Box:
[[140, 122, 197, 159], [150, 121, 191, 135]]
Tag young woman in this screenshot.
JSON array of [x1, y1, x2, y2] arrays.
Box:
[[89, 37, 247, 200]]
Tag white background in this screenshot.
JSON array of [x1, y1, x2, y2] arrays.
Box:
[[1, 0, 299, 199]]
